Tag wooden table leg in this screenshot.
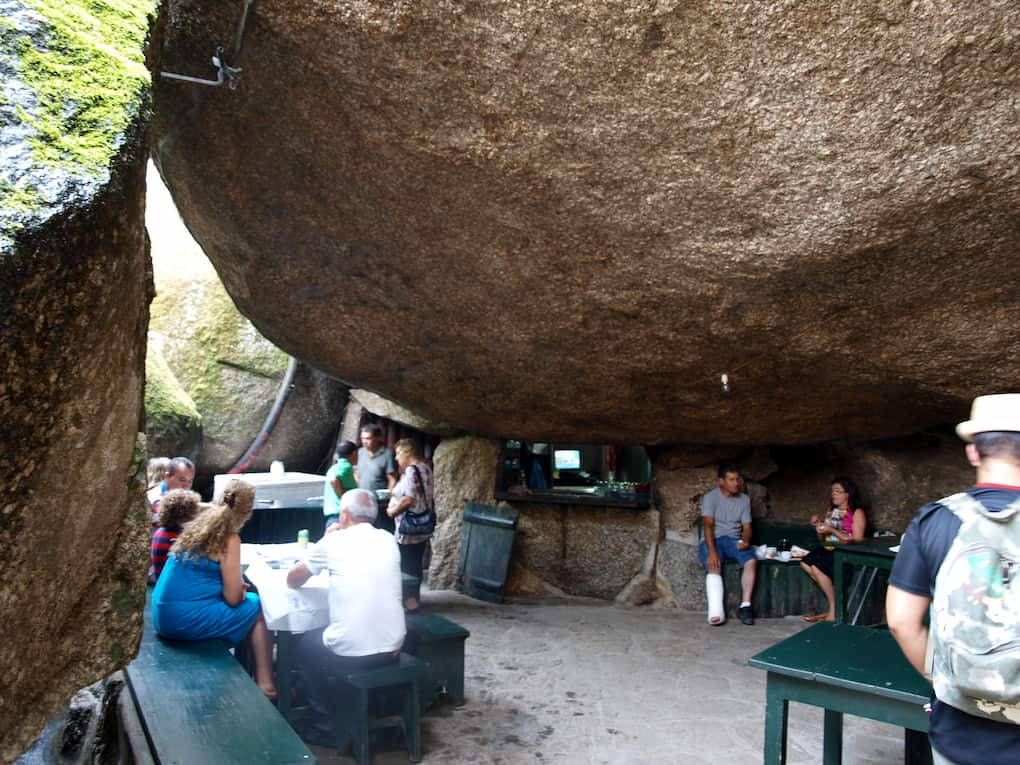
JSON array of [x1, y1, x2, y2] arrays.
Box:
[[763, 675, 789, 764], [905, 729, 933, 765], [834, 553, 846, 624], [275, 631, 296, 721], [823, 709, 843, 765]]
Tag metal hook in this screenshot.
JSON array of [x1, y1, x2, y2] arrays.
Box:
[[158, 0, 254, 89]]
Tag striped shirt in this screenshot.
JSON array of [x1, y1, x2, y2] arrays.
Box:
[[150, 527, 181, 583]]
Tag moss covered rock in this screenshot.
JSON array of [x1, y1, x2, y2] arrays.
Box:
[[147, 258, 348, 481], [148, 268, 289, 475], [144, 335, 201, 459], [0, 0, 153, 248], [0, 1, 154, 759]]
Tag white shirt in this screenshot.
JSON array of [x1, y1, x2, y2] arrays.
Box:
[[303, 522, 405, 656]]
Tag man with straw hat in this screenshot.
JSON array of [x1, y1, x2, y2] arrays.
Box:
[[887, 394, 1020, 765]]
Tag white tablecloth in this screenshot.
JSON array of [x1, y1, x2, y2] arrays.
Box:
[[241, 543, 329, 633]]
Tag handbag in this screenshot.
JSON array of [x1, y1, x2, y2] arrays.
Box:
[[398, 465, 436, 536]]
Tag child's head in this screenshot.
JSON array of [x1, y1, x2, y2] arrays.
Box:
[[157, 489, 202, 531]]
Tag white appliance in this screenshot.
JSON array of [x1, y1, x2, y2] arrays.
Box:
[[213, 471, 325, 508]]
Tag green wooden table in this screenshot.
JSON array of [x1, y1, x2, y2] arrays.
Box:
[[749, 622, 931, 765], [831, 539, 898, 624]]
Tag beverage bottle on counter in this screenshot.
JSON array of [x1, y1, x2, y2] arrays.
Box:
[[297, 529, 309, 548]]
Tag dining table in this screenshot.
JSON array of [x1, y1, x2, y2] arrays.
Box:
[[241, 542, 329, 722], [830, 537, 899, 625], [240, 542, 419, 722]]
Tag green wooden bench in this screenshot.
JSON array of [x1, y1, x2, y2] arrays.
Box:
[[749, 622, 932, 764], [125, 606, 315, 765], [403, 613, 471, 708], [707, 522, 823, 618], [335, 653, 427, 765]]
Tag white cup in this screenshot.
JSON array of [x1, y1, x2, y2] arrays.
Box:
[[766, 546, 777, 558], [779, 551, 792, 562], [270, 460, 285, 477]]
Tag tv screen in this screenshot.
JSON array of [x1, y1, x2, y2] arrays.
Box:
[[554, 449, 581, 471]]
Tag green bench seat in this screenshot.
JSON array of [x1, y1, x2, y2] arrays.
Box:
[[722, 557, 825, 619], [708, 522, 823, 618], [403, 613, 470, 707], [335, 653, 426, 765], [125, 606, 315, 765]]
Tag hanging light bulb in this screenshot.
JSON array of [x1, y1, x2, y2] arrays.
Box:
[[721, 373, 730, 394]]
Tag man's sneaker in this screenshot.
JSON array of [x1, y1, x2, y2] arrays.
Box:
[[738, 605, 754, 625]]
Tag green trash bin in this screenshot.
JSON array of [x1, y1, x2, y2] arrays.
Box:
[[456, 502, 519, 603]]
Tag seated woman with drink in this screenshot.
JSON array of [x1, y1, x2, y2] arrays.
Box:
[[801, 476, 867, 623], [151, 479, 277, 699]]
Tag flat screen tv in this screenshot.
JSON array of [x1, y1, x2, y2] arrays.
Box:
[[554, 449, 582, 471]]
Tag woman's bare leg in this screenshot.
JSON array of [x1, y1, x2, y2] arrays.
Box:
[[801, 562, 835, 621], [815, 568, 837, 621], [249, 614, 277, 699]]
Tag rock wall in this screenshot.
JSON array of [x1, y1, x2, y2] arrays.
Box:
[[0, 1, 154, 760], [0, 117, 151, 765], [763, 430, 976, 532], [429, 435, 502, 590], [509, 505, 661, 601], [152, 0, 1020, 446], [425, 427, 975, 613]]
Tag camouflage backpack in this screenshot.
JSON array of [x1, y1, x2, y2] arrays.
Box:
[[926, 492, 1020, 723]]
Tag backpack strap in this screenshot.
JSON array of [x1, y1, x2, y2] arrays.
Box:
[[409, 465, 433, 516], [938, 492, 1020, 524]]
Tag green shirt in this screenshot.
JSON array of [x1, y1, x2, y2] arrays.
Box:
[[323, 458, 356, 516]]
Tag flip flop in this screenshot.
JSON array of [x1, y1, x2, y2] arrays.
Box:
[[803, 613, 828, 623]]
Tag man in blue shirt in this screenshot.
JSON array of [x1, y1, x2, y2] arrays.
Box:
[[888, 393, 1020, 765]]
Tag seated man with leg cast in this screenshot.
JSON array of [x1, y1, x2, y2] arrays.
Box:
[[287, 489, 405, 745], [700, 463, 756, 625]]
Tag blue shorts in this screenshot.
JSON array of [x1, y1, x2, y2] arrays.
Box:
[[699, 536, 756, 569]]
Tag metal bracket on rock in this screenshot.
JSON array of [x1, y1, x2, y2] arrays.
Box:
[[159, 0, 255, 90]]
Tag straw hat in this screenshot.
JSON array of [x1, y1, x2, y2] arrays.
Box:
[[955, 394, 1020, 442]]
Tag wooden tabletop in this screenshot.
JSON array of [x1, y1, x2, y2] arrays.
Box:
[[830, 537, 900, 559], [748, 622, 931, 704]]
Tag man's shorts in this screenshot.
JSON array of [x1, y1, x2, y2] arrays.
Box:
[[699, 535, 756, 569]]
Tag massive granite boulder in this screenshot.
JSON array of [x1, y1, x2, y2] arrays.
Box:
[[152, 2, 1019, 445], [145, 171, 349, 484], [0, 0, 153, 758]]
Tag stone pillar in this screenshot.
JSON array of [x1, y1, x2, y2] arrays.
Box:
[[428, 435, 501, 590], [654, 463, 719, 611]]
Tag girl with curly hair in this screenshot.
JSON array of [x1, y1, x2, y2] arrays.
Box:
[[149, 489, 202, 583], [152, 479, 276, 699]]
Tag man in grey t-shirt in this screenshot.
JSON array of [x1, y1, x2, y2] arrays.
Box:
[[699, 463, 757, 625], [355, 424, 398, 492], [355, 423, 399, 534]]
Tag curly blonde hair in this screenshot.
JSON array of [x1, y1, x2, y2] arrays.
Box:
[[157, 489, 202, 530], [173, 479, 255, 561]]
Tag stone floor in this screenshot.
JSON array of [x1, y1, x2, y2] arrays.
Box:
[[309, 590, 910, 765]]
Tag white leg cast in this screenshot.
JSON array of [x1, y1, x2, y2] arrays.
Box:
[[706, 573, 725, 625]]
